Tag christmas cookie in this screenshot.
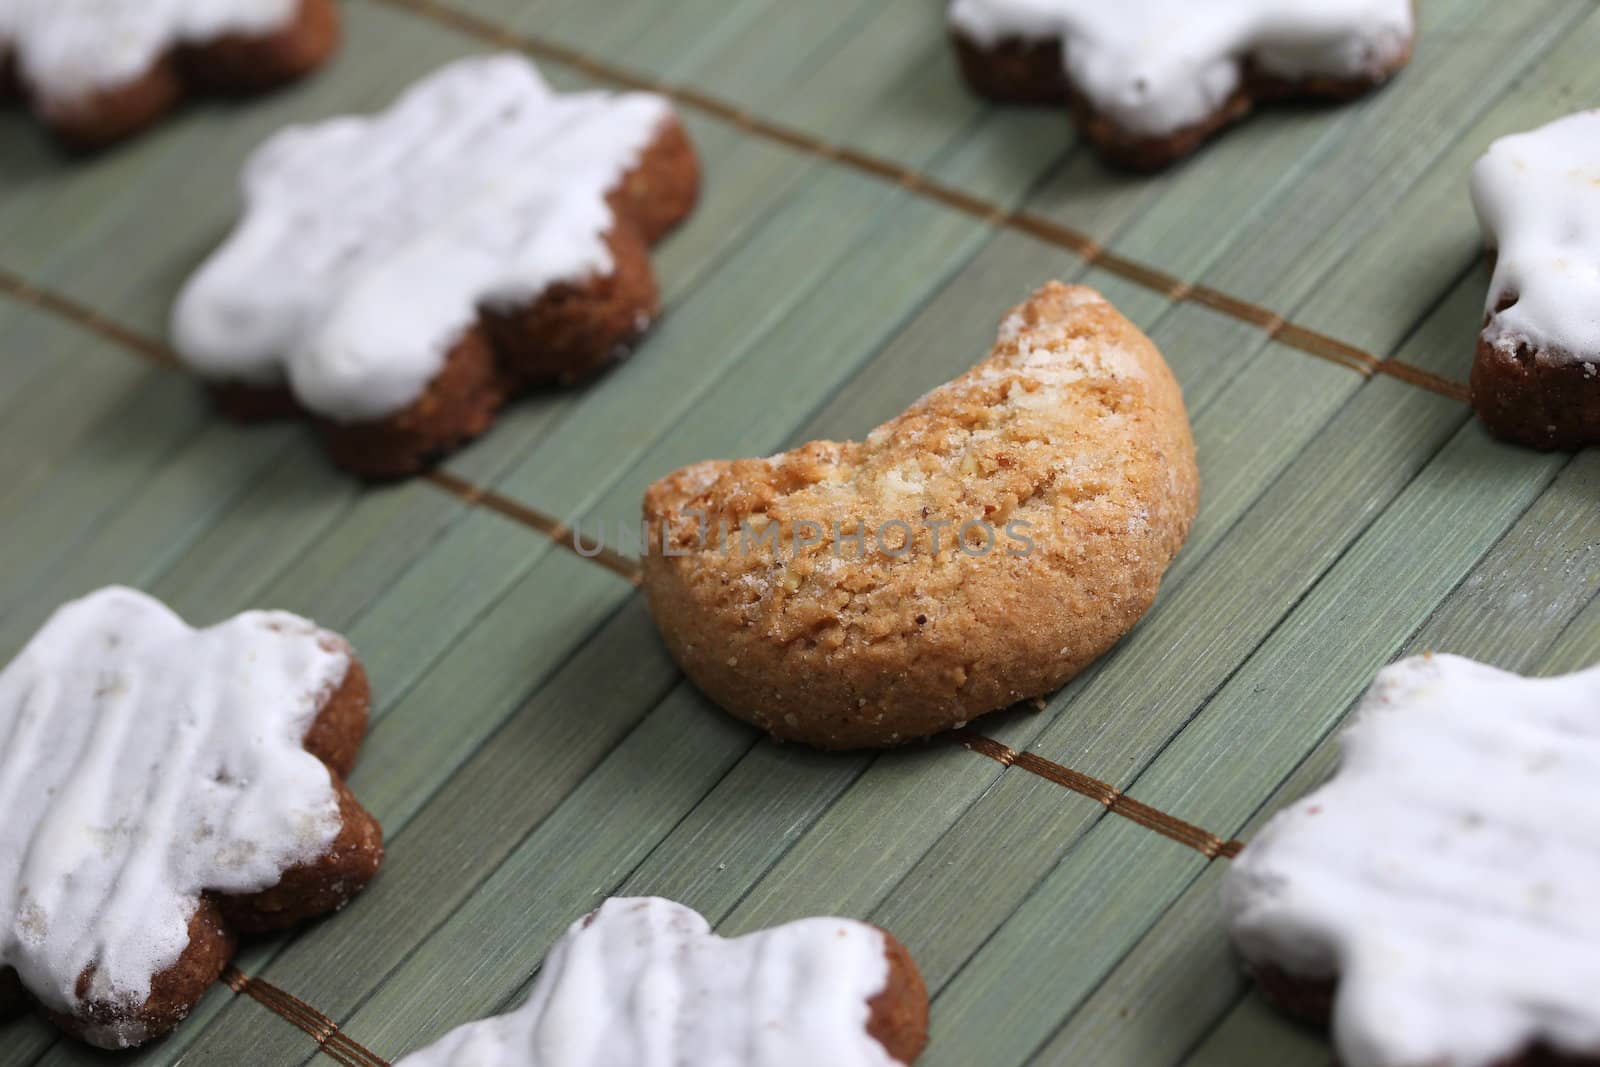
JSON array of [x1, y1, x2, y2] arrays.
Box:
[[947, 0, 1416, 169], [0, 0, 338, 148], [1469, 110, 1600, 450], [393, 897, 928, 1066], [1224, 653, 1600, 1067], [172, 53, 700, 479], [0, 587, 382, 1048], [642, 282, 1198, 749]]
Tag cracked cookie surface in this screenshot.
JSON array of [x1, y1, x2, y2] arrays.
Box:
[[643, 283, 1198, 749]]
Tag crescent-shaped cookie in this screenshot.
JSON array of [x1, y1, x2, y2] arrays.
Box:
[[642, 282, 1198, 749]]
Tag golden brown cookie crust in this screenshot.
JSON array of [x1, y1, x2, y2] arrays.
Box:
[[12, 0, 340, 150], [642, 282, 1199, 749], [219, 115, 700, 481], [869, 931, 931, 1065], [4, 652, 382, 1049], [950, 26, 1414, 170], [1470, 298, 1600, 450]]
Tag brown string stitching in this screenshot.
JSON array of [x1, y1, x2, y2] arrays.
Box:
[[0, 269, 641, 582], [954, 732, 1245, 860], [2, 251, 1256, 1032], [222, 966, 390, 1067], [369, 0, 1463, 404], [214, 756, 1240, 1067], [0, 261, 1464, 590], [1, 229, 1266, 1030], [1370, 358, 1473, 403], [425, 470, 645, 586], [0, 265, 176, 366], [0, 270, 1400, 860], [215, 736, 1239, 1067]]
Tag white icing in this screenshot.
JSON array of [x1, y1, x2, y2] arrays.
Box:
[[0, 586, 349, 1047], [0, 0, 297, 110], [1223, 653, 1600, 1067], [947, 0, 1414, 136], [1471, 110, 1600, 366], [171, 54, 674, 422], [394, 898, 904, 1067]]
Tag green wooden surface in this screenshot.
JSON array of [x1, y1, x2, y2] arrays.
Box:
[[2, 0, 1598, 1065]]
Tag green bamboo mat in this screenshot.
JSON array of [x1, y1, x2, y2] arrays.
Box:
[[2, 1, 1598, 1064]]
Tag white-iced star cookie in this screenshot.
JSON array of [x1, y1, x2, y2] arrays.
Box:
[[0, 587, 382, 1048], [947, 0, 1415, 168], [1223, 653, 1600, 1067], [171, 53, 699, 479], [0, 0, 338, 146], [393, 898, 929, 1067], [1468, 109, 1600, 449]]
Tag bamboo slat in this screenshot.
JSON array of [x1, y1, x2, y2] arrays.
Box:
[[1, 1, 1595, 1065]]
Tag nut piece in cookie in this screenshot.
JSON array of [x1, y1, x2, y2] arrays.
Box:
[[0, 586, 382, 1048], [642, 282, 1198, 750], [1469, 110, 1600, 450], [0, 0, 340, 148], [947, 0, 1415, 169], [1223, 653, 1600, 1067], [392, 897, 929, 1066], [172, 53, 701, 480]]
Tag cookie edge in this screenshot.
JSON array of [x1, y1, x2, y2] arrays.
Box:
[[0, 648, 382, 1049], [20, 0, 340, 150], [1471, 322, 1600, 450], [948, 25, 1415, 169], [212, 113, 700, 480], [1248, 963, 1598, 1067], [639, 282, 1200, 750]]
